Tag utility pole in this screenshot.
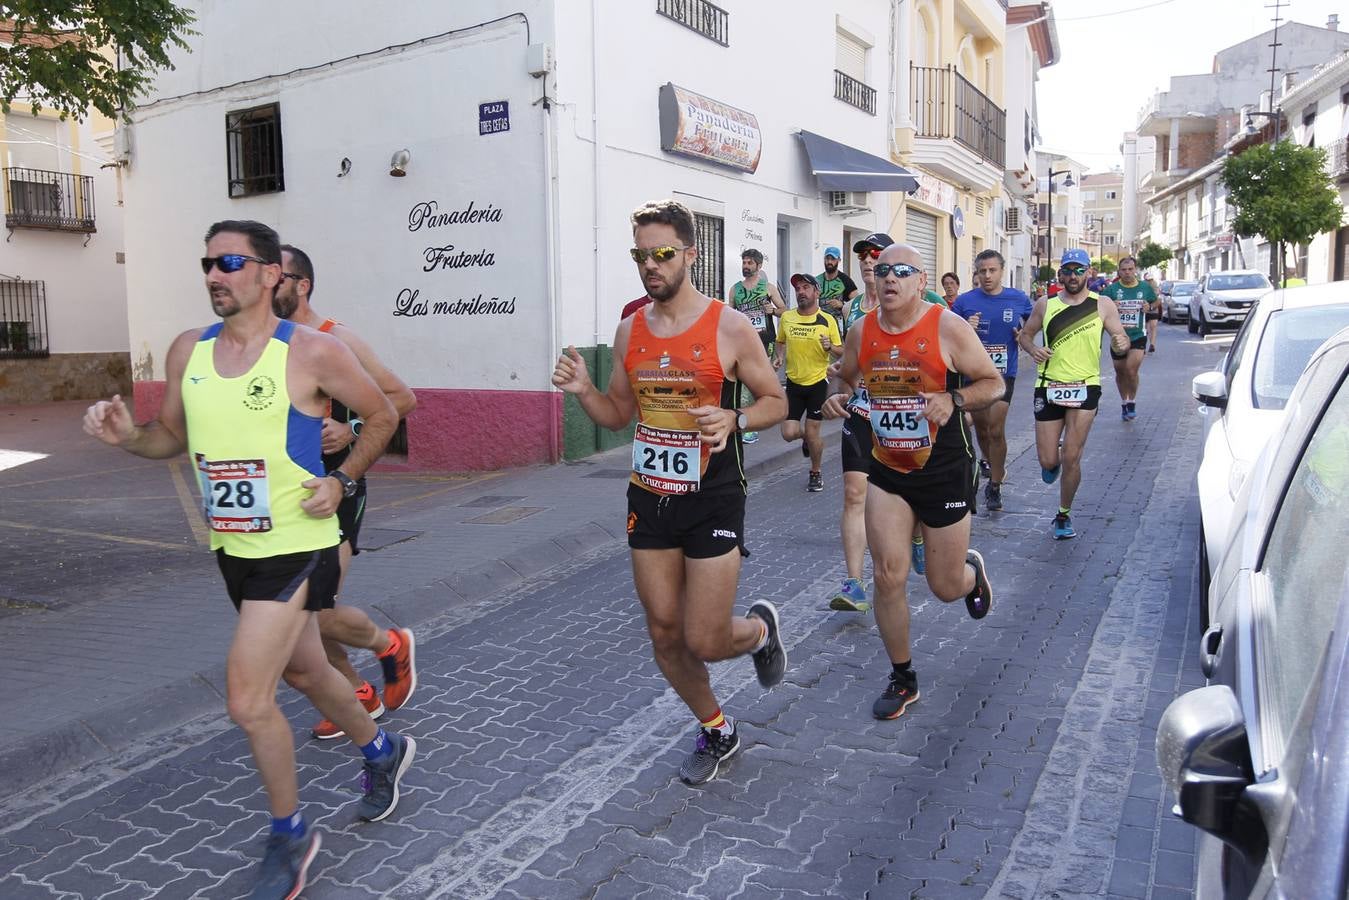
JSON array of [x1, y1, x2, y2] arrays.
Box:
[[1267, 0, 1287, 282]]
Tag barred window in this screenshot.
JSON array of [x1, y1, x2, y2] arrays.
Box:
[[227, 103, 284, 198], [691, 213, 724, 299]]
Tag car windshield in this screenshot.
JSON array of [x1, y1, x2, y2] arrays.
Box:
[[1208, 274, 1270, 291], [1252, 306, 1349, 408], [1172, 284, 1196, 295]]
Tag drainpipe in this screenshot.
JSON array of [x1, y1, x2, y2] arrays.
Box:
[[591, 0, 605, 350], [541, 75, 562, 463]]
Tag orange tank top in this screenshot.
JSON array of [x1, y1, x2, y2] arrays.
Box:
[[859, 304, 969, 473], [624, 301, 743, 495]]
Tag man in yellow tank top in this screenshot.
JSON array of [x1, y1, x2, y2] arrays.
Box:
[[83, 221, 414, 899], [1017, 249, 1130, 540], [274, 244, 420, 742], [552, 199, 787, 786]]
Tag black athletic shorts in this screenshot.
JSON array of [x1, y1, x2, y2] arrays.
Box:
[[626, 484, 748, 559], [867, 458, 976, 529], [1111, 336, 1148, 359], [1032, 385, 1103, 421], [1145, 311, 1161, 321], [786, 378, 828, 422], [841, 411, 873, 473], [216, 546, 341, 612], [336, 478, 368, 556], [996, 375, 1016, 404]]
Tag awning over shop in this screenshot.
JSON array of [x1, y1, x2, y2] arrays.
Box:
[[798, 130, 919, 193]]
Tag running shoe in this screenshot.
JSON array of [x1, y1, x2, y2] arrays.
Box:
[[911, 537, 926, 575], [248, 828, 321, 900], [801, 441, 810, 458], [379, 628, 417, 712], [979, 459, 991, 481], [964, 549, 992, 620], [1121, 404, 1130, 422], [357, 733, 416, 822], [1052, 512, 1076, 541], [872, 670, 920, 720], [312, 682, 384, 740], [746, 600, 786, 687], [741, 431, 759, 444], [1148, 344, 1156, 353], [807, 471, 824, 492], [678, 720, 741, 785], [984, 482, 1003, 512], [1126, 402, 1138, 421], [1041, 463, 1061, 484], [829, 577, 870, 612]]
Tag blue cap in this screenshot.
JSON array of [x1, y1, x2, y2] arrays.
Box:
[[1060, 248, 1090, 268], [824, 246, 841, 259]]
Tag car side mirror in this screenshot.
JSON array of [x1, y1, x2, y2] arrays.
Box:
[[1156, 685, 1267, 861], [1193, 370, 1227, 409]]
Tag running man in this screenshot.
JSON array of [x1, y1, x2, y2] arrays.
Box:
[[816, 245, 859, 329], [1018, 248, 1130, 540], [952, 250, 1033, 512], [776, 273, 843, 492], [82, 220, 415, 899], [1099, 256, 1157, 420], [729, 249, 787, 443], [273, 245, 419, 740], [829, 232, 893, 611], [551, 199, 788, 785], [822, 243, 1000, 720]]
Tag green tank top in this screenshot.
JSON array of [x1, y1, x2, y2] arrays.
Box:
[[1038, 294, 1105, 386], [182, 319, 339, 558], [731, 278, 772, 333], [1100, 280, 1155, 340]]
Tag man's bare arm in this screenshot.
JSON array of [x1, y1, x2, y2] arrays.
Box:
[[83, 330, 196, 458]]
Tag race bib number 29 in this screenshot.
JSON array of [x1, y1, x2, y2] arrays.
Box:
[[632, 424, 702, 493], [196, 455, 273, 533]]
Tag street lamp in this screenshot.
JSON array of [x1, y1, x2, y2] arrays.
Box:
[[1044, 166, 1075, 270], [1242, 109, 1281, 143]]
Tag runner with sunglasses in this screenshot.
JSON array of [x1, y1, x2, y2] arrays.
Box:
[[822, 243, 1000, 720], [777, 273, 842, 493], [1017, 249, 1130, 540], [552, 199, 788, 786], [272, 245, 420, 742], [728, 249, 786, 444], [83, 221, 416, 899]]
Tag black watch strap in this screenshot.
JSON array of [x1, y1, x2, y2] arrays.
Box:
[[328, 470, 358, 498]]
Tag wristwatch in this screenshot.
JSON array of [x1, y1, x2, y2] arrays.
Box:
[[736, 409, 749, 432], [948, 389, 966, 411], [328, 470, 359, 498], [349, 417, 364, 438]]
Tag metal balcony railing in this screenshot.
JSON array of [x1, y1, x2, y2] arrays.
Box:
[[910, 64, 1006, 167], [1327, 138, 1349, 182], [655, 0, 729, 46], [834, 70, 877, 116], [4, 167, 96, 233], [0, 279, 49, 358]]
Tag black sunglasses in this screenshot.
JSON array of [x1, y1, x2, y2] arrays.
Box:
[[201, 254, 268, 275], [874, 263, 923, 279], [1059, 266, 1088, 277]]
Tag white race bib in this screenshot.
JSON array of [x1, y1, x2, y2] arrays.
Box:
[[986, 344, 1009, 373], [1046, 381, 1089, 408], [1119, 300, 1143, 329], [869, 395, 929, 449], [196, 455, 273, 533], [747, 311, 767, 331], [632, 423, 701, 493]]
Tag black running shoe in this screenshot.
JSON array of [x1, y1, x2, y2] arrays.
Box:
[[985, 482, 1002, 511], [964, 550, 992, 619], [357, 733, 416, 822], [979, 459, 991, 480], [248, 829, 320, 900], [872, 670, 920, 720], [746, 600, 786, 687], [807, 471, 824, 492], [679, 721, 741, 785]]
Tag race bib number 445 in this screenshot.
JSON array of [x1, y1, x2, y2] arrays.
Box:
[[870, 395, 930, 450], [632, 423, 702, 493], [196, 455, 273, 533]]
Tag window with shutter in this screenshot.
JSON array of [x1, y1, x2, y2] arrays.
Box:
[[835, 31, 867, 82]]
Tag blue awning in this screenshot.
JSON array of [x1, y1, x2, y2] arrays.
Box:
[[793, 129, 922, 192], [798, 130, 919, 193]]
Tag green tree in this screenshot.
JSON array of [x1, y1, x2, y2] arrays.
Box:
[[1136, 241, 1173, 272], [1037, 264, 1056, 283], [1092, 257, 1117, 275], [1, 2, 195, 121], [1222, 140, 1343, 280]]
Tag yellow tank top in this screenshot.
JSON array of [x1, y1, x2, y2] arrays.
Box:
[[182, 319, 338, 557], [1038, 294, 1105, 387]]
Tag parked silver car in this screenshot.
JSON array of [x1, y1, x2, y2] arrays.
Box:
[[1160, 280, 1196, 323], [1160, 326, 1349, 899], [1188, 270, 1271, 336]]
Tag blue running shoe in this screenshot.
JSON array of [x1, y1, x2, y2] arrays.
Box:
[[1052, 512, 1076, 540], [911, 538, 926, 575], [829, 577, 870, 612], [1041, 464, 1061, 484]]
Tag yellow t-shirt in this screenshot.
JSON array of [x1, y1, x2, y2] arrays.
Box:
[[776, 308, 841, 385]]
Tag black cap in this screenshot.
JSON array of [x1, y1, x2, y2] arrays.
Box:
[[790, 273, 819, 290], [852, 232, 894, 252]]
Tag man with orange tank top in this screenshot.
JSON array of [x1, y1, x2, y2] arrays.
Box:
[[822, 243, 1003, 721], [552, 199, 788, 786]]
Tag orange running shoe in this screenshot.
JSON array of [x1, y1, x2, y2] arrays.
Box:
[[312, 681, 384, 740], [379, 628, 417, 712]]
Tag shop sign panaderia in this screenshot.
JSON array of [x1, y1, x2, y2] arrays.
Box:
[[659, 83, 761, 173]]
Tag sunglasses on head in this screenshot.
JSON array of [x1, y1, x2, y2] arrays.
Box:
[[874, 263, 923, 279], [857, 247, 882, 259], [1059, 266, 1088, 277], [629, 245, 688, 264], [201, 254, 268, 275]]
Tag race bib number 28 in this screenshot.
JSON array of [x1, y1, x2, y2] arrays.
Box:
[[196, 455, 273, 533], [632, 423, 702, 493]]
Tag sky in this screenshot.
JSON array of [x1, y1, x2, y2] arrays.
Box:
[[1037, 0, 1349, 173]]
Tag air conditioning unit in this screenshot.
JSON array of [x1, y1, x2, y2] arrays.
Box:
[[1005, 207, 1022, 232], [829, 190, 871, 212]]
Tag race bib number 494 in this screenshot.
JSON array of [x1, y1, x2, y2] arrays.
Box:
[[1119, 301, 1143, 328], [632, 423, 702, 493], [196, 455, 273, 533], [870, 395, 930, 450]]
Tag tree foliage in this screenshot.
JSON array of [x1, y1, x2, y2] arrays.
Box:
[[1092, 257, 1117, 274], [0, 1, 195, 121], [1136, 241, 1173, 272], [1222, 141, 1343, 248], [1036, 264, 1056, 283]]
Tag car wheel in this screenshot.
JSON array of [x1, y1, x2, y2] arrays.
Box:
[[1198, 524, 1211, 636], [1188, 315, 1198, 334], [1198, 311, 1211, 336]]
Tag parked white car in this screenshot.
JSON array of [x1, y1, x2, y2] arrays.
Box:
[[1188, 270, 1271, 336], [1191, 283, 1349, 631], [1160, 280, 1196, 323]]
